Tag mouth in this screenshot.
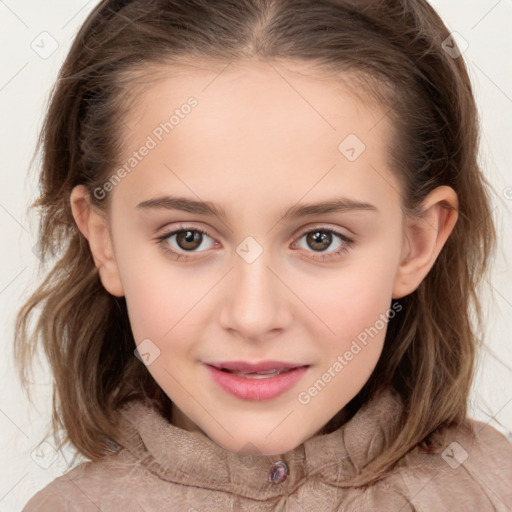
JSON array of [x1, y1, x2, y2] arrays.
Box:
[[203, 361, 310, 401]]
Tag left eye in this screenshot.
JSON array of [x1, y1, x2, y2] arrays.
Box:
[[293, 228, 354, 260], [296, 229, 345, 252]]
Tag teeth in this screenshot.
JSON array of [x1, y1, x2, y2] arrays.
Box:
[[227, 369, 289, 379]]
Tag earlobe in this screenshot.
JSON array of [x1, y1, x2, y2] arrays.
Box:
[[392, 186, 458, 299], [70, 185, 124, 297]]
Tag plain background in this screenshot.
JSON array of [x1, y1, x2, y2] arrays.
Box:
[[0, 1, 511, 510]]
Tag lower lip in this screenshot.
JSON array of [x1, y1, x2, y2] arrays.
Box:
[[204, 364, 309, 401]]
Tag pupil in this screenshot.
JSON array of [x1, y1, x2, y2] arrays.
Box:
[[177, 230, 202, 250], [308, 231, 331, 251]]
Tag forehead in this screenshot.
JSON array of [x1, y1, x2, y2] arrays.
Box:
[[122, 57, 389, 139], [110, 59, 399, 218]]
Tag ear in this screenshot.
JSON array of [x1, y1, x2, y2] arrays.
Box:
[[70, 185, 124, 297], [392, 186, 458, 299]]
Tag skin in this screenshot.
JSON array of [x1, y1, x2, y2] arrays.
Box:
[[70, 59, 458, 456]]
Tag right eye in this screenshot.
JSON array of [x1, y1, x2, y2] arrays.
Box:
[[155, 225, 218, 260]]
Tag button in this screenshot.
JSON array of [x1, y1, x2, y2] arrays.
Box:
[[268, 461, 288, 484]]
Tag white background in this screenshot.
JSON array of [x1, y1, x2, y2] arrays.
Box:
[[0, 1, 511, 510]]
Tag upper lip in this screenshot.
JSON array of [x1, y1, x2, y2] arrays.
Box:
[[205, 361, 308, 372]]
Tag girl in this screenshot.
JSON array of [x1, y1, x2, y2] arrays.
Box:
[[15, 0, 512, 510]]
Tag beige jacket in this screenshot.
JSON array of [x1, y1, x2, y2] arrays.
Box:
[[23, 386, 512, 511]]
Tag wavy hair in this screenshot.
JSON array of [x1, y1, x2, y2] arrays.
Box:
[[14, 0, 497, 485]]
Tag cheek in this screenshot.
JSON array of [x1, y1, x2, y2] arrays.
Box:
[[120, 253, 213, 355], [302, 250, 399, 342]]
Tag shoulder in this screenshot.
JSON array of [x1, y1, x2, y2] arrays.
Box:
[[23, 450, 150, 511], [381, 419, 512, 511], [23, 462, 96, 511]]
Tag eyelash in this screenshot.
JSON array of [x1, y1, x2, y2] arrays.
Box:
[[154, 224, 354, 262]]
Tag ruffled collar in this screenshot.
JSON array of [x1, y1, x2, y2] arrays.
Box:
[[116, 386, 403, 498]]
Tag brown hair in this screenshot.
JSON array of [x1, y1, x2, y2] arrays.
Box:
[[14, 0, 497, 485]]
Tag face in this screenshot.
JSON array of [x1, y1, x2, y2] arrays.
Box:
[[105, 60, 406, 455]]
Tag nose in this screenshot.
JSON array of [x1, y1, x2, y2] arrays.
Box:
[[219, 247, 293, 342]]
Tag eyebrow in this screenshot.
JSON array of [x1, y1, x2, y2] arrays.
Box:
[[136, 195, 378, 221]]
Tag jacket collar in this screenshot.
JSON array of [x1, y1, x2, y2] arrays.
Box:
[[117, 386, 403, 499]]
